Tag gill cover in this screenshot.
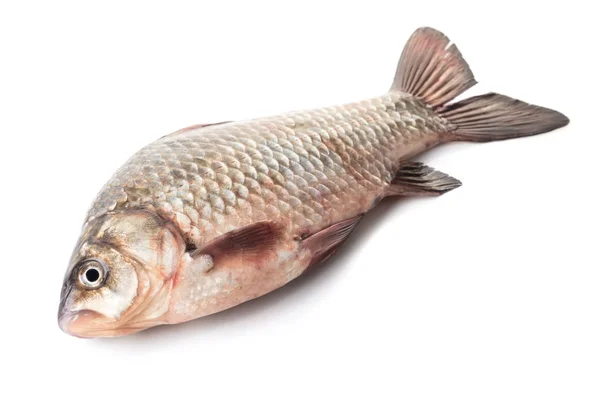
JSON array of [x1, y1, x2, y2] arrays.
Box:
[[58, 210, 185, 337]]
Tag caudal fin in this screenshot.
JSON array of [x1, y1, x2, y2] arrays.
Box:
[[391, 27, 476, 107], [391, 27, 569, 141], [439, 93, 569, 142]]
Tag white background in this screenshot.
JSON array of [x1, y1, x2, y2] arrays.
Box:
[[1, 1, 597, 397]]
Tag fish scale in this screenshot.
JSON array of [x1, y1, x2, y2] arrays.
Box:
[[86, 92, 447, 245], [59, 27, 569, 337]]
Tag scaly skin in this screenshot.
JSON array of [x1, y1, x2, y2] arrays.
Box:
[[88, 92, 450, 244], [59, 26, 568, 337], [70, 92, 452, 326]]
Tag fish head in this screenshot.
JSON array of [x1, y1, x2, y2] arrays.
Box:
[[58, 210, 185, 337]]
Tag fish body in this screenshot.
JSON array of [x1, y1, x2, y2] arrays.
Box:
[[58, 28, 568, 337], [88, 92, 445, 243]]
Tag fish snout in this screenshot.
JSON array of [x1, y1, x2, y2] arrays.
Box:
[[58, 284, 113, 338]]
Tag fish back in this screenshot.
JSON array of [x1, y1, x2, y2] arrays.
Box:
[[86, 93, 448, 245]]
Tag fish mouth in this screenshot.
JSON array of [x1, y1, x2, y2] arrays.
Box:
[[58, 309, 149, 338], [58, 306, 163, 338], [57, 284, 107, 338], [58, 308, 107, 338]]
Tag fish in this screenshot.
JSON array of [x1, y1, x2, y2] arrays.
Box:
[[58, 27, 569, 338]]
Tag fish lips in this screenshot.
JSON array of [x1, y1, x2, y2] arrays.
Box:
[[57, 283, 109, 338], [58, 307, 150, 338], [58, 308, 104, 338]]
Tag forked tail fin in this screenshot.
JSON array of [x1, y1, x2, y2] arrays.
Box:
[[438, 93, 569, 142], [391, 27, 569, 141], [391, 27, 477, 107]]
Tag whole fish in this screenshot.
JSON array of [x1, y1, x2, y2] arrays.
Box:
[[58, 27, 568, 337]]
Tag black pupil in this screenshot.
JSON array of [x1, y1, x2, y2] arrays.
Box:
[[85, 268, 100, 283]]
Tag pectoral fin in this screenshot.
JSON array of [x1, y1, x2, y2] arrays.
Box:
[[192, 222, 283, 269], [302, 214, 364, 268], [386, 162, 462, 197]]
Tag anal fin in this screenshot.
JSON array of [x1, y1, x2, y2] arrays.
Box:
[[386, 162, 461, 196]]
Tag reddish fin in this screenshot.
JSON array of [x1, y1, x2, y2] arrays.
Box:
[[391, 27, 476, 107], [386, 162, 461, 196], [391, 28, 569, 140], [168, 121, 231, 137], [302, 214, 364, 267], [440, 93, 569, 142], [193, 222, 283, 266]]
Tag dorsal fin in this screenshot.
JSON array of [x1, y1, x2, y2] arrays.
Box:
[[391, 27, 476, 108], [167, 121, 231, 137]]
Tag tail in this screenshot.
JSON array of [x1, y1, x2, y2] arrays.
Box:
[[391, 27, 569, 142]]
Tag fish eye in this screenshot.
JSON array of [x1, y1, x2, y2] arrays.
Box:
[[77, 259, 108, 289]]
